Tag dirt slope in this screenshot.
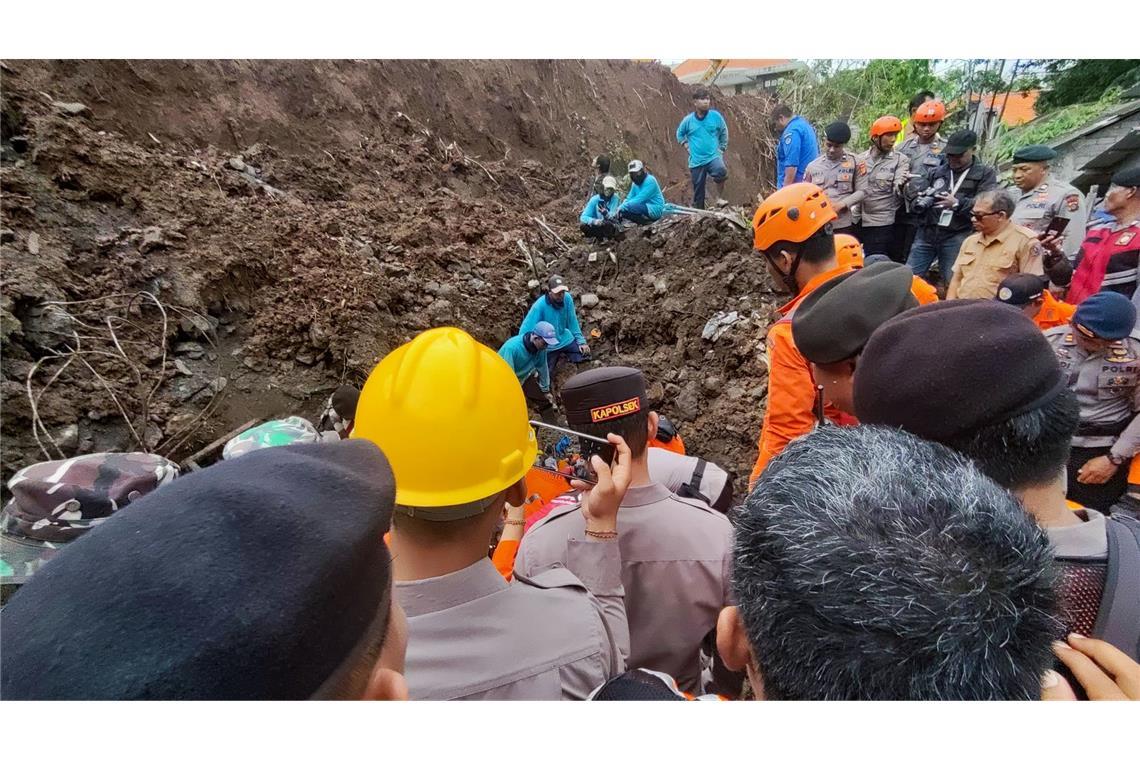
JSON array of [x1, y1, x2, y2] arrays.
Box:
[[1, 59, 779, 491]]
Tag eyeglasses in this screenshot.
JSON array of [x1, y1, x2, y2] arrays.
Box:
[[971, 210, 1003, 220]]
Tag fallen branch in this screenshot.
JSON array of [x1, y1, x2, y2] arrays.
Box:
[[532, 217, 570, 251]]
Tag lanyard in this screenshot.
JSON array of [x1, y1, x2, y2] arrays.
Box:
[[948, 167, 970, 196]]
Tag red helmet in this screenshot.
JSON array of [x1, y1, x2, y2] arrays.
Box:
[[913, 100, 946, 124], [870, 115, 903, 139]]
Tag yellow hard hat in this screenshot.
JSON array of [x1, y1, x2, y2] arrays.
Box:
[[352, 327, 537, 509]]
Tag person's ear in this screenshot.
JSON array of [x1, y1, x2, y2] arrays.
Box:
[[717, 607, 768, 700], [647, 411, 659, 443], [362, 667, 408, 701]]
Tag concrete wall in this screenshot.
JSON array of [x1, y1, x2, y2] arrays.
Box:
[[1052, 111, 1140, 187]]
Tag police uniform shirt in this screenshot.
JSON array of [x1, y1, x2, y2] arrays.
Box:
[[948, 223, 1044, 300], [646, 447, 730, 507], [803, 151, 865, 229], [897, 133, 946, 169], [396, 540, 628, 700], [1011, 176, 1088, 260], [516, 481, 733, 695], [1046, 325, 1140, 459], [855, 147, 910, 228]]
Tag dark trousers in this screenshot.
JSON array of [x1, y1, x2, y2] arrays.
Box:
[[547, 342, 586, 376], [522, 375, 553, 413], [1067, 446, 1129, 515], [690, 156, 728, 210], [896, 221, 920, 263], [858, 224, 899, 261], [618, 202, 655, 225], [580, 221, 618, 240]]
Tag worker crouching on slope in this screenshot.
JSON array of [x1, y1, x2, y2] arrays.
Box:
[[520, 274, 592, 378], [498, 321, 559, 423], [747, 182, 858, 489], [616, 160, 665, 225], [580, 176, 621, 240]]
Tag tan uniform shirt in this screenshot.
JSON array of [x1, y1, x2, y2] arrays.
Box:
[[396, 539, 627, 700], [803, 151, 866, 229], [855, 147, 910, 228], [516, 481, 733, 695], [947, 223, 1044, 300], [1011, 177, 1088, 260], [1047, 325, 1140, 458]]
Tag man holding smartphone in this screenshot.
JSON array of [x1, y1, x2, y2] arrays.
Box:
[[516, 366, 736, 697], [1010, 144, 1088, 260]]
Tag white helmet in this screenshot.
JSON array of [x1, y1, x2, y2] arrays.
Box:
[[628, 159, 644, 173]]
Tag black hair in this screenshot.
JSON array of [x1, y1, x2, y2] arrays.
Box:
[[909, 90, 936, 113], [332, 385, 361, 422], [943, 388, 1079, 490], [595, 155, 611, 174], [733, 425, 1060, 700], [772, 104, 793, 120], [692, 87, 711, 101], [581, 408, 650, 459], [764, 225, 836, 265]]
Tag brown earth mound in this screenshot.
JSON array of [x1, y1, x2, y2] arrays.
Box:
[[1, 59, 780, 492]]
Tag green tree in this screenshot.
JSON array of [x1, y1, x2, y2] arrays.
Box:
[[1037, 59, 1140, 112]]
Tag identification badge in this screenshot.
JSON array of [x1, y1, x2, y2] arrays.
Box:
[[938, 209, 953, 227]]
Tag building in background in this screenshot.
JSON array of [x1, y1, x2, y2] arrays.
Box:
[[672, 59, 804, 96]]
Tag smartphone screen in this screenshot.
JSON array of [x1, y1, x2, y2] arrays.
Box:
[[1046, 216, 1071, 236], [529, 421, 615, 485]]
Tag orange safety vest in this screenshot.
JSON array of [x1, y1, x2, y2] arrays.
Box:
[[749, 265, 859, 487], [648, 435, 686, 456], [1034, 291, 1076, 331], [911, 276, 939, 305]]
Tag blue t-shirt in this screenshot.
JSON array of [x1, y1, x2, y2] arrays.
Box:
[[580, 193, 621, 224], [676, 110, 728, 169], [776, 115, 819, 188], [619, 174, 666, 220]]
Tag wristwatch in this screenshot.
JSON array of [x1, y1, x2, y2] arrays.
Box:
[[1107, 452, 1126, 466]]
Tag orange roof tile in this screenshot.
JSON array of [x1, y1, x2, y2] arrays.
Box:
[[672, 59, 793, 78], [971, 89, 1040, 126]]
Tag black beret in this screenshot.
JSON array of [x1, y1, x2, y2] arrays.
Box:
[[793, 262, 919, 364], [824, 121, 851, 144], [562, 366, 647, 428], [1112, 167, 1140, 188], [853, 300, 1064, 442], [1073, 292, 1137, 340], [996, 273, 1047, 306], [1012, 144, 1057, 163], [0, 440, 395, 700], [944, 129, 978, 155]]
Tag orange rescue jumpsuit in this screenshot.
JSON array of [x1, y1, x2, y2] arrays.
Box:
[[910, 276, 939, 305], [1034, 290, 1076, 331], [749, 266, 858, 487]]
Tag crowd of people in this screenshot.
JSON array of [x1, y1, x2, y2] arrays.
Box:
[[3, 86, 1140, 702]]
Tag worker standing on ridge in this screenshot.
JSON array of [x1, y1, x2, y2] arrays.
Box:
[[803, 122, 865, 235], [516, 366, 735, 697], [1046, 293, 1140, 514], [1010, 145, 1088, 260], [748, 182, 857, 489], [996, 273, 1076, 330], [499, 321, 559, 423], [676, 87, 729, 210], [772, 104, 819, 189], [790, 261, 921, 416], [580, 176, 621, 240], [898, 100, 948, 257], [1055, 168, 1140, 307], [616, 160, 665, 224], [520, 274, 591, 378], [353, 327, 633, 700], [857, 115, 910, 261]]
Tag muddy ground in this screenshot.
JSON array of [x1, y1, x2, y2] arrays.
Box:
[[1, 60, 781, 495]]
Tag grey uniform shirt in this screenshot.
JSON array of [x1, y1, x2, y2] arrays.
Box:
[[802, 152, 866, 229], [898, 134, 946, 213], [396, 539, 628, 701], [647, 447, 729, 507], [855, 147, 910, 227], [1047, 325, 1140, 458], [1011, 177, 1088, 260], [516, 481, 733, 695], [1047, 508, 1109, 560]]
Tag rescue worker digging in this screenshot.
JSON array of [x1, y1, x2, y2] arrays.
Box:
[[498, 321, 559, 423], [519, 274, 591, 378]]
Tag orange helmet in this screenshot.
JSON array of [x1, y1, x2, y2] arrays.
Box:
[[913, 100, 946, 124], [834, 233, 864, 268], [870, 115, 903, 139], [752, 182, 837, 252]]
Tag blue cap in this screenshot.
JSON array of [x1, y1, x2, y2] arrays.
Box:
[[534, 321, 559, 346], [1073, 292, 1137, 340]]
